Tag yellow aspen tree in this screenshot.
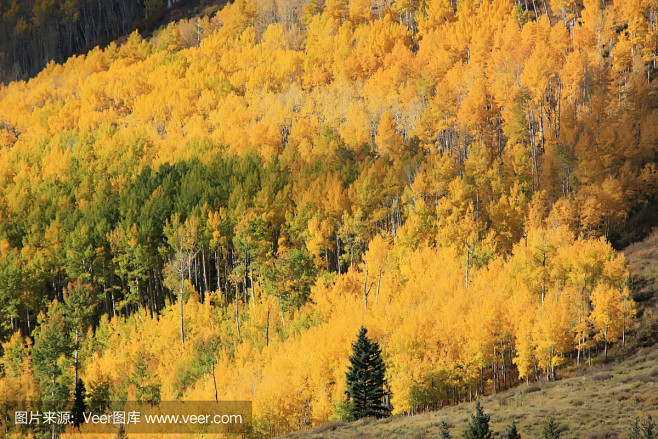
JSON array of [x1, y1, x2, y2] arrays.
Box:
[[589, 284, 625, 360], [349, 0, 372, 23], [532, 292, 572, 380]]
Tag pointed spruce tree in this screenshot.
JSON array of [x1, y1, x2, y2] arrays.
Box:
[[642, 415, 656, 439], [32, 301, 74, 412], [506, 420, 521, 439], [464, 401, 493, 439], [72, 378, 87, 427], [543, 417, 560, 439], [440, 420, 452, 438], [345, 326, 390, 420]]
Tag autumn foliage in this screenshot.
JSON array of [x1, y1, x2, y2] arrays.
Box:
[[0, 0, 655, 436]]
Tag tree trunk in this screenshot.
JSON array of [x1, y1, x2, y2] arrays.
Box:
[[336, 232, 341, 275], [265, 308, 270, 347], [215, 250, 221, 296], [376, 270, 382, 304], [180, 274, 185, 345], [74, 328, 79, 384], [363, 264, 369, 311], [493, 345, 497, 394], [211, 359, 218, 402], [202, 247, 208, 303], [235, 283, 241, 337], [250, 266, 256, 307], [465, 243, 471, 289]]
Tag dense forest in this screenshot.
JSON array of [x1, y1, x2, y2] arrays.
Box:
[[0, 0, 657, 437], [0, 0, 200, 83]]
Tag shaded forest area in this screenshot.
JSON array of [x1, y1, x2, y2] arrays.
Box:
[[0, 0, 224, 83]]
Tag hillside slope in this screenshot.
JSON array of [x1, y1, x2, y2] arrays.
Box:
[[285, 346, 658, 438], [285, 229, 658, 438], [1, 1, 658, 437]]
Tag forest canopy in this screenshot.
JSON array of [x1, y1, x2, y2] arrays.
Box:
[[0, 0, 656, 436]]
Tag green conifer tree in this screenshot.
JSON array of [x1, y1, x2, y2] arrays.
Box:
[[464, 401, 493, 439], [72, 378, 87, 427], [506, 420, 522, 439], [32, 301, 74, 411], [345, 326, 390, 419], [642, 415, 656, 439], [440, 420, 452, 438], [543, 417, 560, 439], [630, 418, 642, 439]]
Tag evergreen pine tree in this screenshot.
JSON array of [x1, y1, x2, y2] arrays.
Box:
[[642, 415, 656, 439], [32, 302, 74, 411], [345, 326, 390, 419], [440, 420, 452, 438], [543, 417, 560, 439], [506, 420, 521, 439], [72, 378, 87, 427], [464, 401, 493, 439]]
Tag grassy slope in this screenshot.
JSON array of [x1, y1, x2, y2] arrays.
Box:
[[285, 229, 658, 439]]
